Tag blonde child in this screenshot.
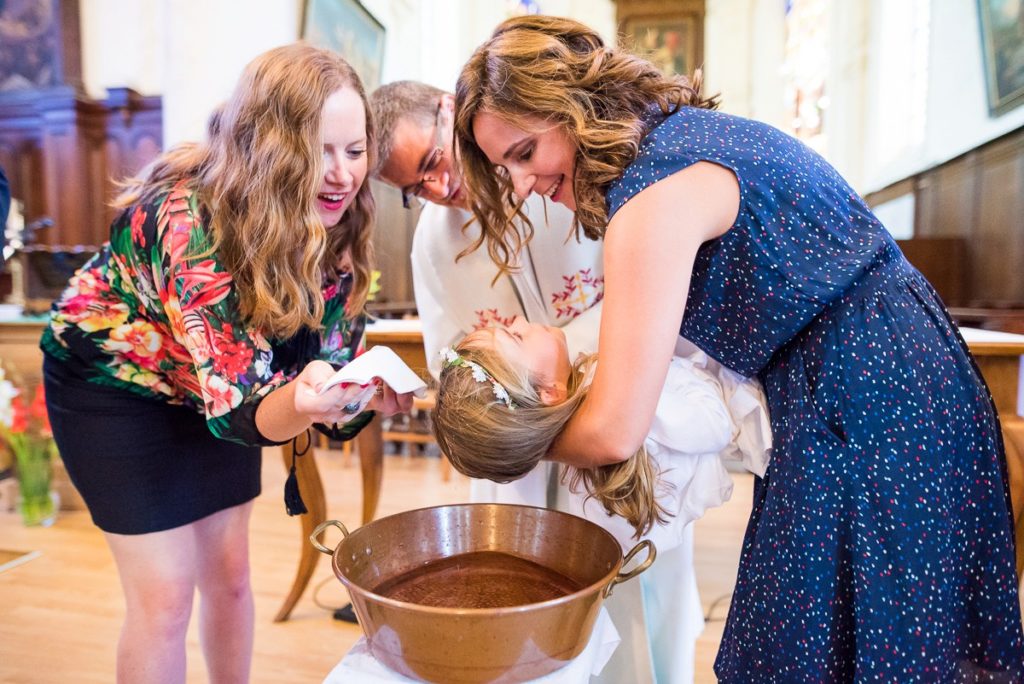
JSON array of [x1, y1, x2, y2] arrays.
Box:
[[433, 317, 770, 683]]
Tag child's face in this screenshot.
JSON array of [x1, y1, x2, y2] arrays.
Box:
[[470, 317, 572, 403]]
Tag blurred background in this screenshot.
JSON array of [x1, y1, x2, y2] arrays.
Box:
[[1, 0, 1023, 326], [2, 3, 1024, 682]]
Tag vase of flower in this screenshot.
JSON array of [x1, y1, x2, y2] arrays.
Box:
[[15, 440, 58, 527], [0, 369, 59, 526]]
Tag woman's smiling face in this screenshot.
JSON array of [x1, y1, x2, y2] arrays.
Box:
[[317, 86, 368, 228], [470, 110, 577, 210]]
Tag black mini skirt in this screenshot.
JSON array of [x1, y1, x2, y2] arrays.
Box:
[[43, 355, 261, 535]]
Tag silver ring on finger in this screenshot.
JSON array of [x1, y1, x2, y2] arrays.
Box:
[[341, 401, 361, 415]]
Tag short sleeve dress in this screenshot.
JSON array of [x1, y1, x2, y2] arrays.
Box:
[[606, 106, 1024, 682]]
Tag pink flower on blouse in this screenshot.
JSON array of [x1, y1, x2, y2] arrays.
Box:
[[103, 322, 167, 369], [130, 207, 147, 245], [203, 373, 243, 418]]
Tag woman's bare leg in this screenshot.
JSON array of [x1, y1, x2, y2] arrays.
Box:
[[194, 502, 255, 684], [105, 525, 199, 684]]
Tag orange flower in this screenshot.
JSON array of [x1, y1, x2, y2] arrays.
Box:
[[29, 385, 51, 438], [130, 207, 148, 244], [8, 394, 27, 434]]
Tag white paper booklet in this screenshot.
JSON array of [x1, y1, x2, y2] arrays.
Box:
[[318, 345, 428, 398]]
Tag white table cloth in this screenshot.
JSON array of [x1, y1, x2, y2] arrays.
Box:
[[323, 607, 620, 683]]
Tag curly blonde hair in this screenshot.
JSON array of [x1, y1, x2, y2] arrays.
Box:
[[115, 43, 375, 339], [453, 15, 717, 276], [432, 334, 669, 538]]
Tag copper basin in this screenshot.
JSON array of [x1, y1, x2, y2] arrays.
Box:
[[311, 503, 655, 683]]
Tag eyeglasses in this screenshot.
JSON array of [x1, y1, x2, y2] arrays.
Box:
[[402, 101, 446, 209]]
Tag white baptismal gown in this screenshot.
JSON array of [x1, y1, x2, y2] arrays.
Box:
[[475, 338, 772, 683], [562, 337, 770, 684]]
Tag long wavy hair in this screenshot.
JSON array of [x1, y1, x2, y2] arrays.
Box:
[[115, 43, 376, 338], [454, 15, 717, 276], [432, 335, 669, 538]]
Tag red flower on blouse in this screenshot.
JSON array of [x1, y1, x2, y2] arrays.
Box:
[[130, 207, 147, 245]]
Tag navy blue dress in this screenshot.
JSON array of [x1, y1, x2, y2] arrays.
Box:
[[607, 106, 1024, 682]]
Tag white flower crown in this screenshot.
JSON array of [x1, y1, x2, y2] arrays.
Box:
[[439, 347, 516, 409]]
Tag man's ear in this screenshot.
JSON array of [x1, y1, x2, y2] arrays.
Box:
[[441, 92, 456, 114]]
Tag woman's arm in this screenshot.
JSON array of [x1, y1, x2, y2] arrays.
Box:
[[255, 257, 413, 442], [254, 359, 355, 442], [548, 161, 740, 467], [254, 358, 415, 443]]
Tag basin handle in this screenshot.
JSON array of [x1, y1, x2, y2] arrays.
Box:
[[310, 519, 351, 555], [603, 539, 656, 598]]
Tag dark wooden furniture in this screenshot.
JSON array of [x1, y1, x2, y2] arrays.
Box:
[[367, 180, 420, 311], [275, 324, 429, 622], [896, 237, 969, 307], [0, 87, 162, 248], [865, 125, 1024, 311], [894, 236, 1024, 334]]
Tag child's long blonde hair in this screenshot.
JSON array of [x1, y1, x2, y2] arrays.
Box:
[[454, 15, 717, 278], [114, 43, 375, 339], [432, 335, 669, 538]]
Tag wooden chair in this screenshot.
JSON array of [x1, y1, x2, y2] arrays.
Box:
[[381, 389, 449, 481], [274, 419, 384, 622], [896, 237, 969, 307], [274, 394, 448, 622]]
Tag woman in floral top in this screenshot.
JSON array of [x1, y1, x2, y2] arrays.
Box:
[[40, 44, 413, 682]]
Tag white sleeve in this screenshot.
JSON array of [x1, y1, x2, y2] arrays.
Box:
[[561, 299, 602, 358], [410, 215, 470, 381], [647, 356, 734, 456], [715, 366, 773, 477]]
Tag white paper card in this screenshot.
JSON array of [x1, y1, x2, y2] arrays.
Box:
[[318, 345, 428, 398]]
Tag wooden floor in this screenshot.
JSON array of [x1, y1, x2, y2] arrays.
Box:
[[0, 447, 752, 683]]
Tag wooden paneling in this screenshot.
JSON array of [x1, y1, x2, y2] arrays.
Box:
[[896, 237, 969, 306], [0, 88, 162, 248], [866, 125, 1024, 309], [976, 137, 1024, 303], [915, 154, 977, 239], [369, 180, 418, 310]]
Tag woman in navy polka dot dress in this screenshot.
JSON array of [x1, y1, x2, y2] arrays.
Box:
[[453, 15, 1024, 683]]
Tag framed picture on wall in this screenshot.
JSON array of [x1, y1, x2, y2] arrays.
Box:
[[978, 0, 1024, 116], [616, 0, 704, 79], [0, 0, 83, 94], [622, 15, 699, 77], [301, 0, 385, 91]]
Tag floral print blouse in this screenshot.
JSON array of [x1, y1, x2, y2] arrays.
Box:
[[41, 180, 371, 446]]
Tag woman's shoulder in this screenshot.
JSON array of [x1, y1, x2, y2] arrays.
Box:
[[108, 179, 212, 263], [112, 179, 201, 231], [606, 106, 795, 218], [605, 106, 735, 216], [640, 106, 773, 154]]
